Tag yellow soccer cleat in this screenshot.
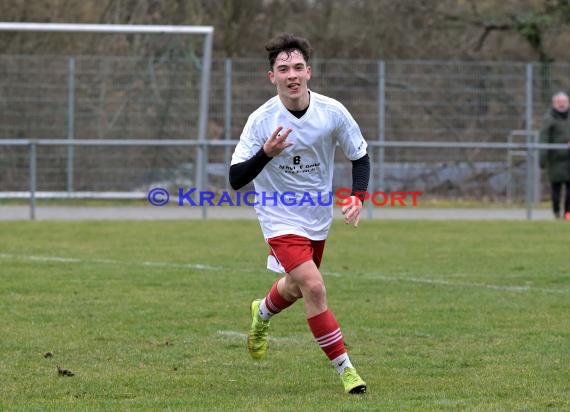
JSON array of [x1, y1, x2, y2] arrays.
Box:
[[341, 367, 367, 394], [247, 299, 271, 359]]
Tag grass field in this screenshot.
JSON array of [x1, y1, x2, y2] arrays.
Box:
[[1, 219, 569, 411]]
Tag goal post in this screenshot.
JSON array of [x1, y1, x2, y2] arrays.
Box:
[[0, 22, 214, 217]]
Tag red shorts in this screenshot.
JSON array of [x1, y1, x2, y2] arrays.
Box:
[[267, 234, 326, 273]]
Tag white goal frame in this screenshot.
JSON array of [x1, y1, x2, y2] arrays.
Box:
[[0, 22, 214, 147], [0, 22, 214, 218]]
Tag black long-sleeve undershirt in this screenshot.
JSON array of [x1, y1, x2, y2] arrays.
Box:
[[229, 150, 371, 196], [351, 153, 370, 201], [229, 147, 272, 190]]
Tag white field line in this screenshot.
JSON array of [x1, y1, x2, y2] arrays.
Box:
[[0, 253, 222, 271], [0, 253, 567, 295], [362, 273, 569, 295], [3, 254, 82, 263]]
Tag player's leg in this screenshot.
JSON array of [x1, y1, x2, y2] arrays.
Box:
[[552, 181, 562, 219], [288, 260, 367, 394], [248, 238, 304, 360], [248, 276, 299, 360], [258, 276, 301, 320], [288, 260, 326, 316], [256, 235, 313, 320]]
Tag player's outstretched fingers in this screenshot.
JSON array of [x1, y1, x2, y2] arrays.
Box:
[[345, 205, 359, 225], [279, 128, 294, 149], [265, 127, 293, 157], [342, 196, 362, 227], [341, 196, 354, 216], [271, 126, 283, 139], [352, 208, 361, 228], [277, 127, 293, 142]]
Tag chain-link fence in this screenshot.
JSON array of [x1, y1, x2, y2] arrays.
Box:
[[3, 56, 570, 217]]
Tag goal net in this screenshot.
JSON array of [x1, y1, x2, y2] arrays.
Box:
[[0, 22, 213, 202]]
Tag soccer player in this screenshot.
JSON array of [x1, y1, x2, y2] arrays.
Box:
[[229, 33, 370, 394]]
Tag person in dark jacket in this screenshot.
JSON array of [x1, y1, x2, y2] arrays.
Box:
[[539, 91, 570, 219]]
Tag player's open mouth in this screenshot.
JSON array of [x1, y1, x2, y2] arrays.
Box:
[[288, 83, 300, 91]]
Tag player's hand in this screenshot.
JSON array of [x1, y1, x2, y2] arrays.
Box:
[[342, 196, 362, 228], [263, 126, 293, 157]]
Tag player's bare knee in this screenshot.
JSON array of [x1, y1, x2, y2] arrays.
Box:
[[303, 280, 326, 301]]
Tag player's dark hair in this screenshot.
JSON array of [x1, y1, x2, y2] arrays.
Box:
[[265, 33, 313, 69]]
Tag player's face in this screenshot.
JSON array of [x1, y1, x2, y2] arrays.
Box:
[[553, 95, 569, 112], [268, 50, 311, 109]]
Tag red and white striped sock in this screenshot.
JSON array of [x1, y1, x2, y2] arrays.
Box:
[[308, 309, 353, 373], [259, 281, 294, 320]]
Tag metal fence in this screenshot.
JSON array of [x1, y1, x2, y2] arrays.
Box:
[[4, 136, 569, 220], [2, 56, 570, 219]]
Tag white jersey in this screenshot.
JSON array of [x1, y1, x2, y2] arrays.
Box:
[[231, 91, 367, 240]]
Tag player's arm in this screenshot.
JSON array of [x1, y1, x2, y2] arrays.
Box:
[[351, 153, 370, 201], [229, 147, 272, 190], [342, 153, 370, 227], [333, 105, 370, 227], [229, 127, 293, 190]]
